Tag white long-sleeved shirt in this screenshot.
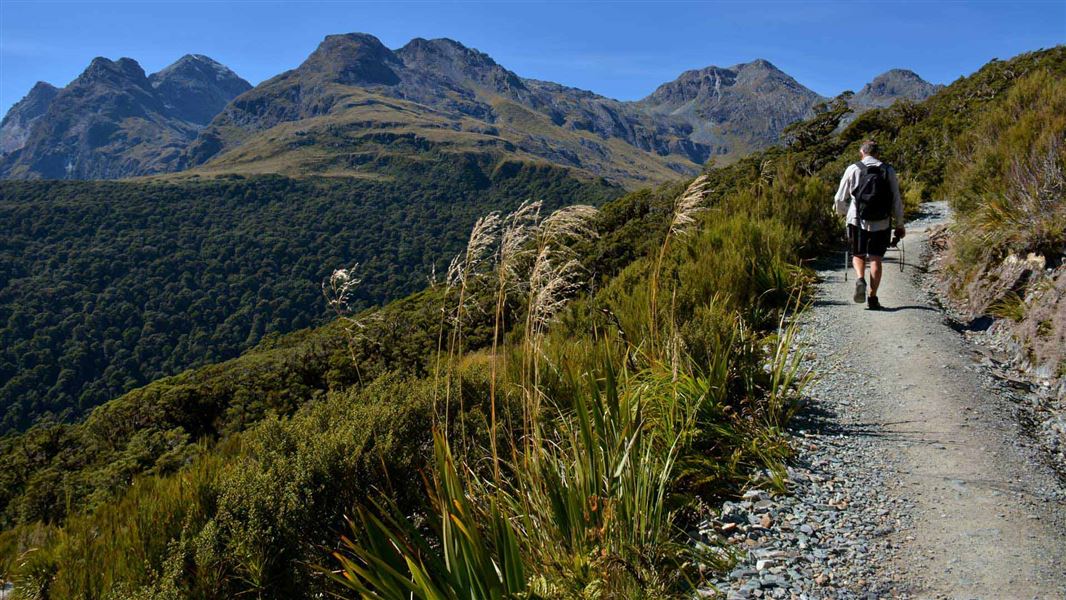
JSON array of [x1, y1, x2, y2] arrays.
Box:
[[834, 156, 904, 231]]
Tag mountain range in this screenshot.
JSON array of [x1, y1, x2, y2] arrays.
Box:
[[0, 54, 251, 179], [0, 33, 940, 186]]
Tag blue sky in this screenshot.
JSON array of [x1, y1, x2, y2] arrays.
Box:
[[1, 1, 1063, 116]]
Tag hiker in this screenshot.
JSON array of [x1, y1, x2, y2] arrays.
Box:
[[834, 140, 905, 310]]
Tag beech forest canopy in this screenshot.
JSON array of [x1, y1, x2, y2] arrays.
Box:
[[0, 156, 617, 433]]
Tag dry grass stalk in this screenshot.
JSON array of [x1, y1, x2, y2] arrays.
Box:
[[489, 200, 543, 480], [976, 141, 1065, 254], [445, 213, 502, 442], [669, 175, 711, 237], [322, 265, 365, 381], [521, 205, 599, 438], [651, 176, 711, 355], [541, 204, 599, 243]]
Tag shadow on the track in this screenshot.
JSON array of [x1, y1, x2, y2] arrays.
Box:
[[877, 305, 938, 313], [793, 400, 1066, 504], [792, 398, 933, 442]]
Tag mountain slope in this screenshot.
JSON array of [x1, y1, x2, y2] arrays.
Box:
[[182, 34, 705, 186], [184, 36, 942, 187], [0, 55, 249, 179], [638, 59, 824, 158], [0, 81, 58, 155], [851, 68, 942, 109], [0, 34, 940, 186]]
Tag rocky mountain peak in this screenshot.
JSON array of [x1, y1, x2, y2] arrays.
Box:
[[740, 58, 779, 71], [152, 54, 243, 85], [637, 57, 822, 157], [869, 69, 933, 89], [0, 81, 59, 154], [81, 57, 149, 86], [299, 32, 402, 86], [398, 37, 497, 70], [3, 81, 59, 119], [397, 36, 526, 94], [641, 58, 808, 108], [852, 68, 941, 109], [731, 59, 808, 91], [0, 52, 249, 179], [642, 66, 735, 107], [149, 54, 252, 125], [27, 81, 59, 97]]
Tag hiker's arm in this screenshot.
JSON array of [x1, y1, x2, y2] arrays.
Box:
[[890, 168, 905, 236], [834, 166, 855, 217]]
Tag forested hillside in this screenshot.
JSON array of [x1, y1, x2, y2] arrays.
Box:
[[0, 155, 617, 432], [0, 46, 1060, 599]]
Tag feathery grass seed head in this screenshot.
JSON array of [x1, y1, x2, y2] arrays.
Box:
[[670, 175, 711, 237], [323, 265, 362, 316], [541, 205, 599, 245]]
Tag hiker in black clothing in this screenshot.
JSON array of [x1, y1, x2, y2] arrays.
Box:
[[834, 140, 905, 310]]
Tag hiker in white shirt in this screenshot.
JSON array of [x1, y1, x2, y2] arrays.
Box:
[[834, 140, 905, 310]]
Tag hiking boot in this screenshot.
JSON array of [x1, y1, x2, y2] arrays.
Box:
[[867, 296, 882, 310], [853, 278, 867, 303]]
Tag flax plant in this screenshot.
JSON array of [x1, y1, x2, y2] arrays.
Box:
[[502, 362, 714, 596], [327, 431, 529, 599], [762, 296, 811, 427]]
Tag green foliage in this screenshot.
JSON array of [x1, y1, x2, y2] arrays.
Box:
[[935, 65, 1065, 379], [1, 373, 459, 599], [945, 69, 1066, 270], [2, 46, 1062, 600], [836, 47, 1066, 195], [329, 431, 530, 600], [782, 94, 855, 175], [0, 158, 618, 433]]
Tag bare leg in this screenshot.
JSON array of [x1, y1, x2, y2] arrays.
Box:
[[852, 255, 866, 281], [869, 257, 884, 296]]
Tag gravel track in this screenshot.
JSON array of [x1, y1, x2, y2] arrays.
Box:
[[704, 202, 1066, 599]]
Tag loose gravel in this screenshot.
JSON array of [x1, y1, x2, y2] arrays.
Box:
[[701, 202, 1066, 599]]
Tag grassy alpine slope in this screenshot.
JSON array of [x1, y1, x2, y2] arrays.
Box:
[[0, 46, 1062, 599], [940, 68, 1065, 380]]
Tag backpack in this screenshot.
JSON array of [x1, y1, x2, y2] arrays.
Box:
[[851, 162, 893, 221]]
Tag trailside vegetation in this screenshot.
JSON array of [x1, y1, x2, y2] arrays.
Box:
[[1, 148, 831, 600], [0, 46, 1061, 599], [942, 67, 1066, 378]]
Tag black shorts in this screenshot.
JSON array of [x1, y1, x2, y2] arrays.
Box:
[[848, 225, 891, 258]]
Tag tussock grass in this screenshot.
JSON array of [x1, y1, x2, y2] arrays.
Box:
[[328, 163, 819, 598], [944, 70, 1066, 305]]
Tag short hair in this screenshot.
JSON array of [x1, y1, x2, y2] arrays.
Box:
[[860, 140, 880, 157]]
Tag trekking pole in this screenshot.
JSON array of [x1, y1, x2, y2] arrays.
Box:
[[889, 227, 905, 272], [843, 229, 850, 282]]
